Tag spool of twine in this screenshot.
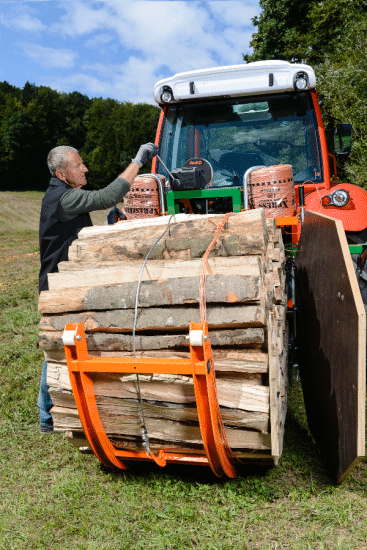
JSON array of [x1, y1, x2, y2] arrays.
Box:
[[248, 165, 295, 218], [124, 176, 164, 220]]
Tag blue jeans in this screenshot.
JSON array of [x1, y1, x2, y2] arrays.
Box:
[[37, 360, 53, 427]]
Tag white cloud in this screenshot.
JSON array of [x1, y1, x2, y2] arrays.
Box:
[[208, 1, 259, 27], [1, 12, 46, 31], [85, 33, 114, 48], [77, 1, 258, 102], [50, 1, 255, 71], [42, 73, 111, 97], [20, 43, 78, 68], [4, 1, 260, 103]]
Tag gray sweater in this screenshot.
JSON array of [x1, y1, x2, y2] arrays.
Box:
[[57, 177, 130, 222]]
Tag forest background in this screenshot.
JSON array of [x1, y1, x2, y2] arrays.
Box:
[[1, 0, 366, 192]]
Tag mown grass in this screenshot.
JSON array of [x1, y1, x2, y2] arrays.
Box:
[[0, 191, 366, 549]]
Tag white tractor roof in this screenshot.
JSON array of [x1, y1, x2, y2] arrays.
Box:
[[153, 60, 316, 105]]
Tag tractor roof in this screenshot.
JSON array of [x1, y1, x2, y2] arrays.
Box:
[[153, 60, 316, 105]]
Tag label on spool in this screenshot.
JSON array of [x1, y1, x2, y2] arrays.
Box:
[[248, 165, 296, 218], [124, 176, 164, 220]]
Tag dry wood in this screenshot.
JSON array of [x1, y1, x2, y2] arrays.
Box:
[[50, 391, 269, 432], [64, 430, 274, 462], [48, 367, 269, 411], [39, 327, 266, 351], [39, 273, 262, 314], [40, 302, 267, 334], [51, 405, 271, 450], [38, 207, 289, 461], [67, 210, 268, 263], [47, 255, 263, 291], [268, 307, 288, 463]]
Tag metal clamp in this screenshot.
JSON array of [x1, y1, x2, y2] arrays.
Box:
[[63, 321, 236, 478]]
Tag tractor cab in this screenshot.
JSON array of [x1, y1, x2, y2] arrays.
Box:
[[152, 61, 361, 239]]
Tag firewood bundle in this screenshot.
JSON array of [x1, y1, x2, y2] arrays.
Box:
[[38, 209, 288, 464]]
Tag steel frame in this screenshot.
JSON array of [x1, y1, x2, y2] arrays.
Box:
[[63, 321, 237, 478]]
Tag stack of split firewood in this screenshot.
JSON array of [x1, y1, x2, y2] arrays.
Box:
[[38, 208, 288, 464]]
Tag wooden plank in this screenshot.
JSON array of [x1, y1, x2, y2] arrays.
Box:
[[39, 327, 266, 351], [39, 273, 263, 314], [45, 350, 269, 399], [39, 302, 267, 333], [50, 406, 271, 450], [50, 391, 270, 432], [49, 371, 269, 411], [295, 211, 366, 483], [47, 255, 263, 290], [77, 209, 267, 239], [64, 431, 274, 462], [66, 210, 268, 263]]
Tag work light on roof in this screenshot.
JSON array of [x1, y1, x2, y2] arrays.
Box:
[[160, 86, 174, 104], [293, 71, 309, 91]]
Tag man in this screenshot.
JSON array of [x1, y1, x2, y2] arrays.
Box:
[[38, 142, 157, 433]]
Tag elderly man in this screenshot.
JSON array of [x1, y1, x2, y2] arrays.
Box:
[[38, 142, 157, 433]]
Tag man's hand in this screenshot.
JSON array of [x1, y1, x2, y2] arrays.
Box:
[[132, 143, 158, 167], [106, 206, 127, 224]]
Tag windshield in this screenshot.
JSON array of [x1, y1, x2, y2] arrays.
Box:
[[156, 93, 323, 187]]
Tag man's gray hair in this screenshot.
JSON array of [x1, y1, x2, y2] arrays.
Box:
[[47, 146, 79, 176]]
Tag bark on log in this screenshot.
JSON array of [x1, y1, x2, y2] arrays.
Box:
[[39, 303, 267, 333], [47, 255, 263, 291], [39, 327, 266, 351], [67, 210, 268, 263], [38, 208, 288, 463], [51, 406, 271, 450], [39, 273, 262, 314]]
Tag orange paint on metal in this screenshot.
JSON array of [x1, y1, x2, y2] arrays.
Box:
[[179, 199, 193, 213], [276, 216, 298, 226], [152, 107, 166, 174], [311, 90, 331, 189], [305, 183, 367, 232], [227, 292, 238, 303], [63, 320, 237, 478]]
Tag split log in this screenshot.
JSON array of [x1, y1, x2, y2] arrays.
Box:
[[39, 208, 288, 464], [67, 210, 268, 263], [46, 255, 263, 291], [39, 272, 263, 314], [39, 327, 266, 351], [51, 405, 271, 450], [50, 391, 269, 431], [39, 302, 267, 333]]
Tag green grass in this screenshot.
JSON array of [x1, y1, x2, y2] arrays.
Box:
[[0, 191, 366, 549]]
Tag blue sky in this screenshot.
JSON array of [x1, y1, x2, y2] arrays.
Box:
[[1, 0, 260, 105]]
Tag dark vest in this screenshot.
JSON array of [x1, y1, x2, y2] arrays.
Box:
[[39, 178, 92, 293]]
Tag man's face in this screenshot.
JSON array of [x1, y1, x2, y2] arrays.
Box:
[[59, 152, 88, 188]]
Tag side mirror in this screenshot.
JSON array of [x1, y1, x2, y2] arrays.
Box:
[[334, 123, 353, 156]]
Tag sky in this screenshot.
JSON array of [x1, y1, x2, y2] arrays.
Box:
[[0, 0, 260, 105]]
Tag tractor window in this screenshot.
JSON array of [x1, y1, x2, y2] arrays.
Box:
[[157, 93, 323, 187]]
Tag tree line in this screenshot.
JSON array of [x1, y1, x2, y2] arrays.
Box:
[[244, 0, 367, 187], [1, 0, 365, 192], [0, 81, 160, 191]]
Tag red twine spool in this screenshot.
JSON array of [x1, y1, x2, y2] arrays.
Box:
[[124, 176, 164, 220], [248, 165, 295, 218]]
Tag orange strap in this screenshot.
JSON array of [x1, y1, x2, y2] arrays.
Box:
[[199, 212, 232, 322], [198, 211, 238, 468]]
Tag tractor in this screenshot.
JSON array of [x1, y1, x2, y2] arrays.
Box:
[[56, 61, 366, 483]]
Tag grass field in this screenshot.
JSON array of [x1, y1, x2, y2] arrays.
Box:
[[0, 191, 366, 549]]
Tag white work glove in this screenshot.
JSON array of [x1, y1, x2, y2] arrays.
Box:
[[132, 143, 158, 167]]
